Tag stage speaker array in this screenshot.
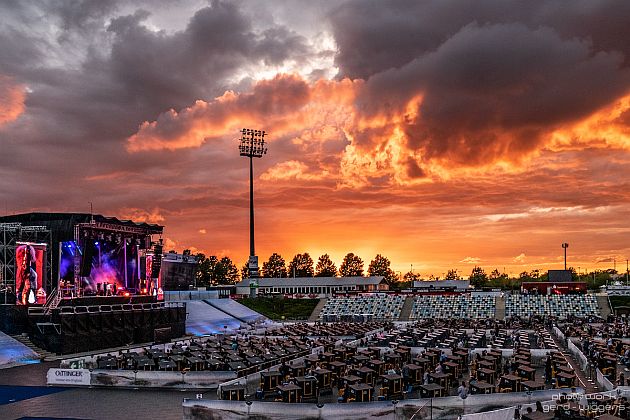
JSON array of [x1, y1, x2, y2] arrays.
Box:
[[40, 304, 186, 354], [80, 241, 96, 276], [151, 243, 163, 278]]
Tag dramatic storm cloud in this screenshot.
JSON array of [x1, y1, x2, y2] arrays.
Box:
[[2, 0, 630, 274]]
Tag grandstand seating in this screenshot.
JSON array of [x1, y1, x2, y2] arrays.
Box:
[[505, 294, 600, 319], [409, 295, 496, 319], [319, 295, 405, 320]]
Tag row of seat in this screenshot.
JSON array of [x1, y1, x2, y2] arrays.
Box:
[[410, 295, 496, 319], [505, 294, 600, 319], [319, 296, 405, 320]]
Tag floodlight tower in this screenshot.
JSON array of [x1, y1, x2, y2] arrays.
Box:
[[561, 242, 569, 270], [239, 128, 267, 278]]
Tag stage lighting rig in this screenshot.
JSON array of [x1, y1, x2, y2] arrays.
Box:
[[239, 128, 267, 279]]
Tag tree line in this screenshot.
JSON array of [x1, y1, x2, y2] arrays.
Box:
[[188, 249, 620, 291], [192, 251, 398, 287]]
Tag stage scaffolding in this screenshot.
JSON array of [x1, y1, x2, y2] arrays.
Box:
[[0, 223, 53, 301]]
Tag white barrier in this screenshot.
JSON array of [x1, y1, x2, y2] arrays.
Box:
[[567, 339, 589, 371], [46, 368, 237, 388], [553, 326, 565, 343], [184, 388, 580, 420], [597, 368, 615, 391]]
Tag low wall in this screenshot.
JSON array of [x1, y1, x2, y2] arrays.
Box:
[[567, 339, 589, 371], [553, 326, 565, 343], [183, 388, 580, 420], [597, 368, 615, 391], [47, 367, 236, 389]]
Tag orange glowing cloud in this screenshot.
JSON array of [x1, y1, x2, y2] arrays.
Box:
[[0, 75, 25, 126], [127, 73, 630, 195]]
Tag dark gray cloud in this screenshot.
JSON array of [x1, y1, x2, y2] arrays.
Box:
[[332, 1, 630, 167], [0, 0, 312, 211], [330, 0, 630, 79]]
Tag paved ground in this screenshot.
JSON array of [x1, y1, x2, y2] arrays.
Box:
[[0, 362, 205, 420]]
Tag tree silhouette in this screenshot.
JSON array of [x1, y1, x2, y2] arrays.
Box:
[[287, 253, 314, 277], [315, 254, 338, 277], [214, 256, 239, 284], [367, 254, 398, 285], [262, 253, 287, 278], [445, 269, 460, 280], [469, 266, 487, 288], [241, 262, 250, 280], [340, 253, 364, 277]]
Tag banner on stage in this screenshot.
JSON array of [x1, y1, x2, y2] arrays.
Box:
[[47, 368, 91, 386]]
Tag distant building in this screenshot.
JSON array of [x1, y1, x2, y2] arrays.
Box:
[[548, 270, 573, 283], [412, 279, 470, 291], [161, 252, 198, 291], [235, 276, 387, 298]]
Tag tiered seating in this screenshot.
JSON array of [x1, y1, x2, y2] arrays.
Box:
[[409, 295, 496, 319], [319, 295, 405, 320], [505, 294, 600, 319]]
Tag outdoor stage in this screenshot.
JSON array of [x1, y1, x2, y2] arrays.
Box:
[[0, 212, 185, 355]]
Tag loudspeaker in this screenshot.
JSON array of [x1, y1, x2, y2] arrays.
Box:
[[151, 244, 162, 278], [80, 241, 95, 277]]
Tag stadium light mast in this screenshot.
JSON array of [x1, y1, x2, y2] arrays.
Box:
[[239, 128, 267, 278], [561, 242, 569, 270]]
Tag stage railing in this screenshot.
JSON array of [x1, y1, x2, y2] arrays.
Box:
[[43, 301, 185, 315]]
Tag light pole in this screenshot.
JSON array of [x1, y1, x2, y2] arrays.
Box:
[[561, 243, 569, 270], [239, 128, 267, 279]]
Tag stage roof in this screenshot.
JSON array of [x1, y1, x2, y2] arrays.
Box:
[[0, 212, 163, 234]]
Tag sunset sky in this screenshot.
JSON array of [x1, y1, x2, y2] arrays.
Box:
[[2, 1, 630, 277]]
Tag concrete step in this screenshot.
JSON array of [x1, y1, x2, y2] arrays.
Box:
[[10, 334, 56, 359], [308, 298, 328, 321], [548, 327, 598, 393], [495, 295, 506, 321], [398, 296, 415, 321], [596, 294, 612, 319]]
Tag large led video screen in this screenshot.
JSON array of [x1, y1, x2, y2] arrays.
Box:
[[59, 239, 143, 295], [15, 242, 47, 305]]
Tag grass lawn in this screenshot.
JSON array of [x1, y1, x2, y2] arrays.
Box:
[[238, 297, 320, 320]]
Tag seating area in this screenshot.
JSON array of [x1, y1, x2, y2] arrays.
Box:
[[67, 334, 319, 377], [319, 296, 405, 321], [409, 295, 496, 319], [505, 294, 601, 319]]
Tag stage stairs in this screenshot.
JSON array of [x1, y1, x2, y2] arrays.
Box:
[[596, 294, 612, 319], [308, 298, 327, 321], [495, 294, 506, 320], [398, 296, 415, 321], [43, 288, 62, 315], [10, 333, 56, 361]]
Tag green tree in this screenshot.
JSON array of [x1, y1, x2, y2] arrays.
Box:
[[340, 253, 364, 277], [489, 268, 507, 280], [241, 262, 250, 280], [287, 253, 314, 277], [262, 253, 287, 278], [214, 256, 239, 285], [367, 254, 398, 285], [445, 269, 460, 280], [196, 254, 218, 287], [315, 254, 338, 277], [469, 266, 487, 288], [403, 271, 419, 283]]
